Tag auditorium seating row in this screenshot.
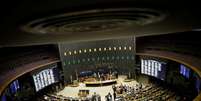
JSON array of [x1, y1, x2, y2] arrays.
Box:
[[122, 84, 181, 101], [39, 93, 93, 101]]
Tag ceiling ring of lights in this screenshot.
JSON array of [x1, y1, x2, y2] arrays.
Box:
[[22, 8, 167, 35]]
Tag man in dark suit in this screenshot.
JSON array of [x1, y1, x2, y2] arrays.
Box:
[[113, 92, 116, 101]]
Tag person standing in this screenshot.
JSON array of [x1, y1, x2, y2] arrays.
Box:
[[93, 72, 97, 78], [98, 72, 100, 81], [105, 92, 112, 101], [113, 92, 116, 101], [108, 92, 112, 101], [92, 92, 97, 101], [92, 92, 101, 101], [112, 85, 116, 93], [105, 94, 109, 101], [114, 71, 118, 79]]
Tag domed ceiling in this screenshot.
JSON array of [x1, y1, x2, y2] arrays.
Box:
[[22, 8, 166, 34], [0, 0, 200, 47]]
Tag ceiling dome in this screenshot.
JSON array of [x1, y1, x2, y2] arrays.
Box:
[[22, 8, 166, 35]]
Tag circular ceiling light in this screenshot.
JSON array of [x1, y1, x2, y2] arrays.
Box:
[[22, 8, 166, 35]]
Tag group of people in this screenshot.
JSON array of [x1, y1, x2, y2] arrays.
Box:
[[79, 70, 119, 83], [110, 83, 143, 101], [93, 71, 118, 81], [114, 83, 143, 94], [91, 92, 113, 101], [89, 82, 143, 101]]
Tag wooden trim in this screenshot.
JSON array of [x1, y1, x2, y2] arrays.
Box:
[[0, 58, 60, 95]]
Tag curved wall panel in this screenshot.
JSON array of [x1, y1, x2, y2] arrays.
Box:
[[0, 58, 60, 96], [136, 50, 201, 100]]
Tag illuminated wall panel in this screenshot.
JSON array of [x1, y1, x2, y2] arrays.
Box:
[[141, 59, 166, 80], [32, 64, 59, 92]]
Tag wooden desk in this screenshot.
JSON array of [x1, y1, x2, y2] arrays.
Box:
[[85, 79, 117, 87]]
